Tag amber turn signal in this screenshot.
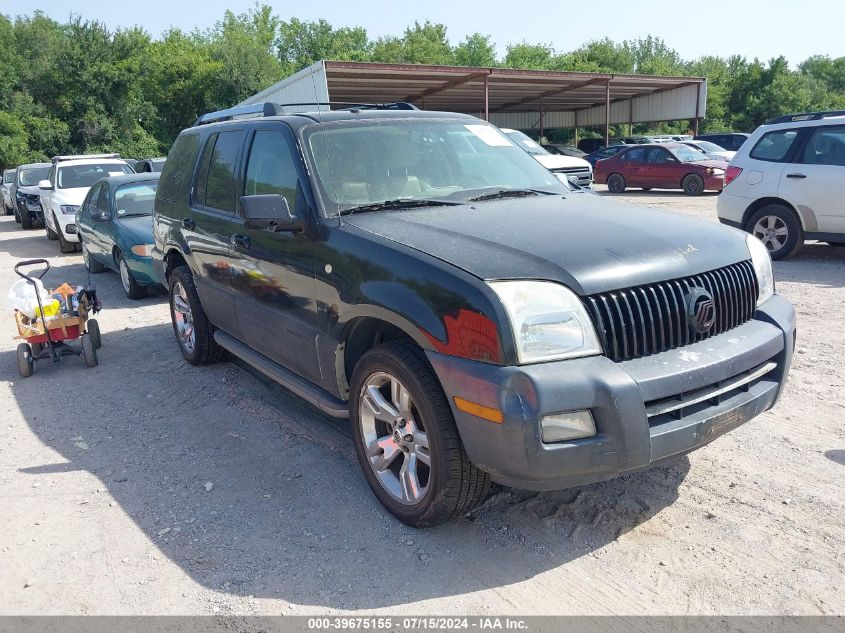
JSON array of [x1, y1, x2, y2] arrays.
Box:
[[453, 396, 503, 424]]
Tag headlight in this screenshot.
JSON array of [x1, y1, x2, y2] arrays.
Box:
[[746, 234, 774, 306], [60, 205, 80, 215], [130, 244, 155, 256], [712, 168, 725, 175], [488, 281, 602, 363]]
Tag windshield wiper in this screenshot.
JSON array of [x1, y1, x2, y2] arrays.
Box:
[[339, 198, 459, 216], [467, 189, 552, 202]]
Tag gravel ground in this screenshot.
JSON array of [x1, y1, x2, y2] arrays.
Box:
[[0, 190, 843, 615]]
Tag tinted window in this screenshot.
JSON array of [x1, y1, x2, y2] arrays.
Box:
[[157, 132, 201, 203], [801, 127, 845, 166], [204, 131, 243, 213], [193, 134, 216, 207], [622, 148, 646, 163], [646, 148, 674, 164], [244, 130, 299, 211], [58, 163, 132, 189], [750, 130, 799, 162]]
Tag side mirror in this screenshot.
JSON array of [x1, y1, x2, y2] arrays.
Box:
[[38, 179, 53, 191], [93, 211, 111, 222], [240, 194, 304, 232]]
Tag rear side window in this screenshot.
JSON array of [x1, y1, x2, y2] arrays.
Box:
[[749, 129, 799, 162], [197, 131, 243, 213], [622, 148, 645, 163], [157, 132, 201, 203], [800, 127, 845, 166], [243, 130, 300, 212]]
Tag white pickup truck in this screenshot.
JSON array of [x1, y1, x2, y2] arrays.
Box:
[[502, 128, 593, 188]]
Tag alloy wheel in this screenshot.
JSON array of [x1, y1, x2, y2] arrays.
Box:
[[171, 280, 196, 354], [358, 372, 431, 505], [753, 215, 789, 252]]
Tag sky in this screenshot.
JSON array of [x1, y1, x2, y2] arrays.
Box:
[[4, 0, 844, 66]]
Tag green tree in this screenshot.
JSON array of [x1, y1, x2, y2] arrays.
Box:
[[278, 18, 371, 73], [503, 42, 555, 70], [454, 33, 497, 67]]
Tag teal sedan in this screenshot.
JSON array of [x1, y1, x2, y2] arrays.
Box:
[[76, 173, 160, 299]]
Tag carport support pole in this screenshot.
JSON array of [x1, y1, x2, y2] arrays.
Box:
[[605, 80, 611, 147], [484, 74, 489, 121], [574, 110, 579, 146], [694, 83, 701, 135]]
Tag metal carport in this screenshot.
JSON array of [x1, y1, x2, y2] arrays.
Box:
[[241, 60, 707, 143]]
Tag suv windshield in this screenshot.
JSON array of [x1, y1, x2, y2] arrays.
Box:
[[19, 166, 50, 186], [114, 182, 158, 216], [670, 145, 712, 163], [693, 140, 725, 152], [3, 171, 13, 184], [502, 130, 549, 156], [58, 163, 132, 189], [304, 119, 563, 213]]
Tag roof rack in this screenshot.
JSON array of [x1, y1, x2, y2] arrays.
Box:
[[766, 110, 845, 124], [192, 101, 419, 126], [52, 153, 121, 163]]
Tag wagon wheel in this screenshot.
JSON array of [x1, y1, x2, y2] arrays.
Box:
[[81, 334, 98, 368], [17, 343, 34, 378], [87, 318, 102, 349]]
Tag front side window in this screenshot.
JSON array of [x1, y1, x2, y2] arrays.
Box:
[[244, 130, 299, 211], [57, 163, 132, 189], [115, 182, 158, 216], [800, 127, 845, 166], [83, 184, 101, 213], [96, 185, 110, 215], [750, 129, 799, 162], [646, 148, 676, 164], [303, 119, 562, 213]]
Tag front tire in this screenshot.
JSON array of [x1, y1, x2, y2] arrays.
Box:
[[119, 256, 147, 299], [168, 265, 224, 365], [606, 173, 626, 193], [55, 215, 76, 253], [746, 204, 803, 260], [14, 205, 21, 224], [350, 342, 491, 527], [46, 213, 58, 240], [682, 173, 705, 196], [20, 209, 33, 230]]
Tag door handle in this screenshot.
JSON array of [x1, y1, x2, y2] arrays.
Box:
[[231, 234, 251, 250], [786, 173, 807, 179], [182, 217, 195, 230]]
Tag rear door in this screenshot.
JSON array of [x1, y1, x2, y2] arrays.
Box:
[[229, 124, 321, 382], [779, 124, 845, 233], [620, 147, 647, 186], [184, 129, 245, 338]]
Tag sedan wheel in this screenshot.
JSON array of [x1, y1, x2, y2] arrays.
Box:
[[682, 173, 705, 196], [119, 257, 147, 299], [607, 173, 626, 193]]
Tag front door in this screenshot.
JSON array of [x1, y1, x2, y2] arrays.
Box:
[[184, 129, 245, 338], [644, 147, 680, 188], [229, 126, 321, 384], [779, 125, 845, 233]]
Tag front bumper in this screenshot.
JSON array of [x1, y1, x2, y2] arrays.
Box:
[[704, 174, 725, 191], [126, 255, 160, 286], [427, 293, 795, 490]]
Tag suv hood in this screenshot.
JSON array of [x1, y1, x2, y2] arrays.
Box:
[[533, 154, 592, 170], [53, 188, 89, 205], [345, 194, 751, 295]]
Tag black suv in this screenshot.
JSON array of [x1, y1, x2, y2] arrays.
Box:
[[153, 103, 796, 527]]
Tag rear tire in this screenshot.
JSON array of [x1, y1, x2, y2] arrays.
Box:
[[17, 343, 33, 378], [350, 341, 491, 527], [607, 173, 626, 193], [682, 173, 705, 196], [746, 204, 803, 260], [168, 265, 224, 365], [87, 318, 102, 349], [81, 333, 98, 367]]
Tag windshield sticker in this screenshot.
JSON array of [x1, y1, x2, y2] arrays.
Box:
[[108, 171, 125, 177], [465, 125, 513, 147]]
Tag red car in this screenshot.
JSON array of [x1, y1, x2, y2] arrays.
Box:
[[594, 143, 727, 195]]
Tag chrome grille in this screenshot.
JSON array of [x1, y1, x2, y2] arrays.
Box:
[[583, 260, 759, 362]]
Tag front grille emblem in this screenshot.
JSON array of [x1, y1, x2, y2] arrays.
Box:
[[686, 287, 716, 334]]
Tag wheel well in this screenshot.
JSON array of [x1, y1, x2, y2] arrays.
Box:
[[742, 197, 801, 229], [112, 246, 121, 265], [164, 250, 188, 282], [342, 317, 416, 393]]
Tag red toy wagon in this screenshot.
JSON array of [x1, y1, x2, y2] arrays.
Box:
[[12, 259, 102, 377]]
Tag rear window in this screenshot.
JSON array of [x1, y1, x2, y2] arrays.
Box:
[[58, 163, 132, 189], [157, 133, 201, 203], [749, 129, 799, 162]]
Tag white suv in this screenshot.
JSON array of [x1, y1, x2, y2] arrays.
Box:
[[38, 154, 133, 253], [717, 110, 845, 259], [501, 129, 593, 188]]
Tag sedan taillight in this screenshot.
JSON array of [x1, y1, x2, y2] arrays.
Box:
[[725, 166, 743, 186]]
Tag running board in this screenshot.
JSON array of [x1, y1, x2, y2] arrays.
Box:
[[213, 331, 349, 419]]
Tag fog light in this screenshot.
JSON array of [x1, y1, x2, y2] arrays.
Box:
[[65, 224, 77, 234], [541, 410, 595, 443]]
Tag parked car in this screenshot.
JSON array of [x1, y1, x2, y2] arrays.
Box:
[[679, 139, 736, 162], [583, 144, 627, 167], [37, 154, 133, 253], [694, 133, 750, 152], [594, 143, 727, 195], [152, 102, 794, 527], [13, 163, 51, 228], [717, 110, 845, 259], [502, 129, 593, 187], [577, 138, 607, 153], [545, 144, 586, 158], [134, 157, 167, 173], [76, 173, 161, 299], [2, 168, 16, 214]]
